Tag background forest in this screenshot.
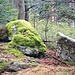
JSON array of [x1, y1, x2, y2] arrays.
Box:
[[0, 0, 75, 44]]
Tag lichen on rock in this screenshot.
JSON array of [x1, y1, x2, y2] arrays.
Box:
[[6, 20, 46, 55]]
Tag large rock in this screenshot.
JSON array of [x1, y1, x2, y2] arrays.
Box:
[[56, 32, 75, 64], [17, 45, 39, 56], [0, 58, 37, 72], [8, 62, 29, 71], [6, 20, 46, 56]]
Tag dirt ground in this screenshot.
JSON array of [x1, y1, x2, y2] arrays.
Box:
[[0, 43, 75, 75]]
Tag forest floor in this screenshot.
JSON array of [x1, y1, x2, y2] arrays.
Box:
[[0, 42, 75, 75]]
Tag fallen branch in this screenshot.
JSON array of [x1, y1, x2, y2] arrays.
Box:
[[46, 50, 70, 67], [43, 40, 56, 42]]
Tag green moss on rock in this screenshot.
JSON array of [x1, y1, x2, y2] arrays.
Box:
[[6, 20, 46, 53], [0, 60, 8, 71], [4, 49, 24, 57]]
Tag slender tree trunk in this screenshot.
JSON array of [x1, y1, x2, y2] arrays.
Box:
[[25, 0, 29, 21], [18, 0, 25, 19], [45, 18, 49, 41], [50, 0, 55, 23]]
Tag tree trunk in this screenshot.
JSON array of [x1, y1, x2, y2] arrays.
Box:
[[18, 0, 25, 19], [25, 0, 29, 21], [50, 5, 54, 23]]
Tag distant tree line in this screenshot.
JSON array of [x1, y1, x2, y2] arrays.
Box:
[[0, 0, 75, 26]]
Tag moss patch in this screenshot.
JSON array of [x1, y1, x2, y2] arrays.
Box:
[[0, 60, 8, 71], [4, 49, 24, 57], [6, 20, 46, 53], [62, 60, 73, 65]]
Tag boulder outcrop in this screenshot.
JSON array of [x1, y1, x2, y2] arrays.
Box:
[[56, 32, 75, 64], [6, 20, 46, 56]]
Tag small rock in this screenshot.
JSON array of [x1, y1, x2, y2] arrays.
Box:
[[8, 62, 29, 71], [24, 57, 39, 63], [0, 58, 7, 63]]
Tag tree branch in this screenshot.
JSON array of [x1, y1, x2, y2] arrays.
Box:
[[26, 5, 35, 11]]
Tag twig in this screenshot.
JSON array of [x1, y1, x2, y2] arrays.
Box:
[[46, 51, 70, 67], [43, 40, 56, 42]]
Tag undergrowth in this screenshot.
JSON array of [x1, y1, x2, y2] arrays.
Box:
[[32, 19, 75, 48]]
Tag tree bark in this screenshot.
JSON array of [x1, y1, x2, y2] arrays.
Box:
[[24, 0, 29, 21], [18, 0, 25, 20]]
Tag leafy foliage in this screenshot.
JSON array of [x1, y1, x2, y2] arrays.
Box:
[[56, 0, 75, 20], [57, 6, 75, 20], [0, 0, 18, 24], [27, 0, 51, 20]]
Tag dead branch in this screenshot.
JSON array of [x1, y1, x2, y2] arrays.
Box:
[[43, 40, 56, 42], [46, 51, 70, 66]]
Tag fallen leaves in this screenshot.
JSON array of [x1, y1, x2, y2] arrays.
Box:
[[0, 43, 75, 75], [16, 64, 75, 75], [1, 72, 15, 75]]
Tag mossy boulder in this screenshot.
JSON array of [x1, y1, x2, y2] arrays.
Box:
[[6, 20, 46, 55]]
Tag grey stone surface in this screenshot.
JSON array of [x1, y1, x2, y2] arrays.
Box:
[[56, 33, 75, 64], [0, 58, 7, 63], [18, 45, 39, 56], [8, 62, 28, 71]]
